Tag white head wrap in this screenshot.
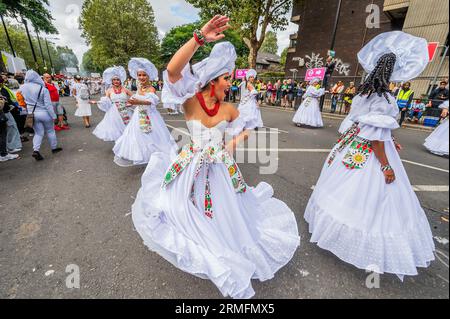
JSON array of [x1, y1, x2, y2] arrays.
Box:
[[24, 70, 44, 86], [357, 31, 429, 82], [128, 58, 158, 81], [246, 69, 257, 80], [103, 66, 127, 86], [192, 42, 237, 89], [309, 77, 321, 85]]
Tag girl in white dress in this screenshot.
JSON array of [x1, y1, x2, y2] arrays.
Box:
[[237, 69, 263, 129], [424, 100, 449, 156], [292, 78, 325, 127], [72, 75, 92, 128], [113, 58, 178, 167], [93, 66, 134, 142], [131, 16, 300, 299], [305, 31, 435, 280]]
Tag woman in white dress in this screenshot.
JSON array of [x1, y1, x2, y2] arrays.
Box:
[[113, 58, 178, 167], [305, 31, 435, 280], [132, 15, 300, 299], [93, 66, 134, 142], [424, 100, 449, 156], [292, 78, 325, 127], [72, 75, 92, 128], [237, 69, 263, 129]]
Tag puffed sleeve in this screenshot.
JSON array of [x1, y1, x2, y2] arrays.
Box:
[[357, 124, 393, 141], [439, 100, 449, 110], [97, 96, 112, 112], [146, 92, 160, 106], [227, 116, 246, 136], [162, 64, 198, 105]]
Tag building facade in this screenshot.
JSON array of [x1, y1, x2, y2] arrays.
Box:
[[285, 0, 449, 95]]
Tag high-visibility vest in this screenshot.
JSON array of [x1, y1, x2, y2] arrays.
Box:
[[397, 89, 414, 109]]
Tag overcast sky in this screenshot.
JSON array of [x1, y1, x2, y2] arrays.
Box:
[[45, 0, 298, 66]]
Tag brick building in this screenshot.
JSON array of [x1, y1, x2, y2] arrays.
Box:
[[285, 0, 449, 95], [285, 0, 396, 86]]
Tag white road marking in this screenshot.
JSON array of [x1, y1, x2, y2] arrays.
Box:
[[434, 236, 449, 245], [236, 148, 331, 153], [164, 126, 449, 173], [401, 159, 449, 173], [311, 185, 448, 192], [413, 185, 449, 192], [263, 126, 290, 134]]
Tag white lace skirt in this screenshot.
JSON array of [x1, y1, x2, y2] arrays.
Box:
[[292, 97, 323, 127], [424, 118, 449, 156]]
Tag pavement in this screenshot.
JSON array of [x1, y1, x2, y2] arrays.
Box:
[[0, 96, 448, 299]]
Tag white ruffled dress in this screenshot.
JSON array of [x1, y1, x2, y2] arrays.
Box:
[[131, 67, 300, 299], [305, 94, 435, 280], [293, 86, 325, 127], [93, 92, 132, 142], [238, 86, 263, 129], [424, 101, 449, 156], [112, 92, 177, 166]]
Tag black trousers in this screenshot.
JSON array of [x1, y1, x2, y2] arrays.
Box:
[[0, 119, 7, 156], [399, 110, 408, 126]]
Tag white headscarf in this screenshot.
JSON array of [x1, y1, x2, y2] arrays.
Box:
[[103, 66, 127, 86], [24, 70, 44, 86], [192, 41, 237, 89], [309, 77, 321, 86], [246, 69, 257, 81], [128, 58, 158, 81], [358, 31, 429, 82]]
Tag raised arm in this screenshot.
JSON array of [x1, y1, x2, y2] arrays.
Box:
[[166, 15, 231, 84]]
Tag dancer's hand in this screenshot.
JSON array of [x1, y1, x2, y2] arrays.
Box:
[[384, 169, 396, 184], [395, 142, 403, 152], [201, 15, 231, 43]]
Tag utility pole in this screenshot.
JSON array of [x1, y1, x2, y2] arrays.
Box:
[[22, 18, 39, 73], [36, 32, 47, 72], [1, 15, 16, 57], [45, 38, 54, 74]]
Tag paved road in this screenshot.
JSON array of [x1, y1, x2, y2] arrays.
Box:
[[0, 96, 448, 299]]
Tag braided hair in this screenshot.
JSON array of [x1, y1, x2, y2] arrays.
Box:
[[358, 53, 396, 103]]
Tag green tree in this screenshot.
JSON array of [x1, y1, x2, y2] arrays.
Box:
[[80, 0, 160, 71], [0, 22, 76, 73], [280, 47, 288, 67], [0, 0, 57, 34], [161, 21, 249, 67], [186, 0, 292, 68], [81, 48, 101, 74], [260, 31, 278, 55]]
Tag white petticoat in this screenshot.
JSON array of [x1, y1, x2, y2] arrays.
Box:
[[305, 129, 435, 279], [113, 106, 177, 166], [93, 105, 132, 142], [292, 97, 323, 127], [132, 150, 300, 299], [424, 118, 449, 156]]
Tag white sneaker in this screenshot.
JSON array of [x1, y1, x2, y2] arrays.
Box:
[[8, 148, 22, 153], [0, 153, 19, 162]]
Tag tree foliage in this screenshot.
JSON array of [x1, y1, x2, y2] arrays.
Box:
[[161, 21, 249, 67], [0, 0, 57, 34], [186, 0, 292, 68], [80, 0, 160, 72], [260, 31, 278, 55], [0, 22, 76, 73], [280, 47, 288, 67]]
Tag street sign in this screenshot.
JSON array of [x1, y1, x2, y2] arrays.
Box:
[[305, 67, 327, 81], [428, 42, 439, 62], [235, 69, 248, 79]]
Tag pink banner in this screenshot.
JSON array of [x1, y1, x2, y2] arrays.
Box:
[[235, 69, 249, 79], [305, 67, 326, 81]]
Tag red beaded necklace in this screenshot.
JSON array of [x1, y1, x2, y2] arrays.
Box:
[[196, 92, 220, 117], [113, 85, 122, 95]]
